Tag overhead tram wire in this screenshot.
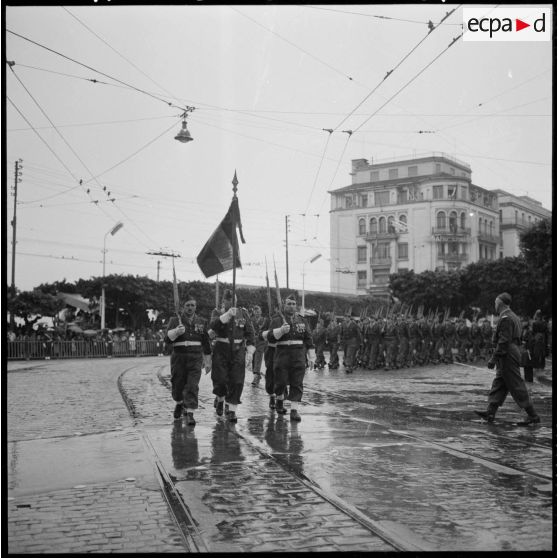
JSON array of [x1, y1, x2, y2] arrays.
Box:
[[7, 70, 159, 250], [352, 32, 464, 134], [62, 6, 180, 102], [300, 5, 463, 26], [231, 7, 355, 83], [333, 5, 461, 132], [6, 29, 192, 114]]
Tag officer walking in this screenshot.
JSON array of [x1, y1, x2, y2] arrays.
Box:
[[209, 289, 255, 423], [165, 295, 212, 426], [475, 292, 540, 426], [266, 294, 315, 421]]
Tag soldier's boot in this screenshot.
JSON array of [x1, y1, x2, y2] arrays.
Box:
[[251, 374, 261, 386], [185, 412, 196, 426], [228, 411, 237, 423], [215, 399, 224, 417], [290, 409, 301, 422], [269, 395, 276, 410], [276, 398, 287, 415], [173, 402, 184, 421], [475, 403, 498, 423], [517, 406, 541, 426]]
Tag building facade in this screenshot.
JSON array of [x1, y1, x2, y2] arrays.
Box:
[[494, 190, 551, 258], [329, 153, 549, 296]]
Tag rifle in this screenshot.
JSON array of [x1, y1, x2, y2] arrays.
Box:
[[272, 255, 286, 323], [172, 257, 182, 325], [265, 257, 272, 319]]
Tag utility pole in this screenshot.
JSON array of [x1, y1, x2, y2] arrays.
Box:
[[10, 159, 23, 325], [285, 215, 290, 289], [146, 250, 181, 281]]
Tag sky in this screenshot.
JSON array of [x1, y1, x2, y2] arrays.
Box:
[[5, 3, 554, 297]]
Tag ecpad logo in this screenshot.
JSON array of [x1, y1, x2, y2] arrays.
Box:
[[463, 7, 551, 41]]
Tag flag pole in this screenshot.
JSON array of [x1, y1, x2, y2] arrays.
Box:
[[215, 275, 220, 310], [230, 171, 239, 353], [231, 171, 238, 307]]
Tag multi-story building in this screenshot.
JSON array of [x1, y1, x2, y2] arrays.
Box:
[[494, 190, 551, 258], [329, 153, 548, 297]]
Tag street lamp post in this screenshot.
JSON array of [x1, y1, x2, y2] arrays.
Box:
[[301, 253, 322, 315], [101, 221, 124, 329]]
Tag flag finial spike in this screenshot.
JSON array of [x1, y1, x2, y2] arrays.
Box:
[[232, 170, 238, 195]]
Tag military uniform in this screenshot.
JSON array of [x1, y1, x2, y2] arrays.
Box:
[[340, 317, 362, 373], [407, 318, 421, 367], [366, 318, 382, 369], [267, 301, 315, 420], [395, 317, 409, 368], [312, 322, 327, 369], [442, 319, 456, 364], [470, 320, 482, 362], [209, 298, 255, 422], [477, 293, 539, 425], [326, 321, 340, 369], [382, 318, 398, 370], [165, 310, 212, 424]]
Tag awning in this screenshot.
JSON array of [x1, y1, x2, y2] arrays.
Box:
[[56, 292, 91, 312]]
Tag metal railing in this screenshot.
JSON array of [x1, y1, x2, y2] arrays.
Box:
[[6, 339, 169, 361]]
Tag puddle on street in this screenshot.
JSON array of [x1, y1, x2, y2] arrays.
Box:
[[7, 429, 153, 497]]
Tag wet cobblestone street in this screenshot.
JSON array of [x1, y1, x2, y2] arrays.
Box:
[[7, 355, 554, 552]]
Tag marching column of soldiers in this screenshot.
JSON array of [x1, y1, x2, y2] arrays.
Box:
[[310, 312, 499, 372], [166, 287, 548, 425]]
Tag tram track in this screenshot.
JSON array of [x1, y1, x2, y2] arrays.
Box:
[[120, 362, 551, 552], [301, 383, 552, 481], [117, 366, 209, 552], [131, 365, 418, 551]]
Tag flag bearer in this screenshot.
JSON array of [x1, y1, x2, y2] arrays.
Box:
[[266, 294, 315, 421], [209, 289, 255, 423], [165, 294, 212, 426]]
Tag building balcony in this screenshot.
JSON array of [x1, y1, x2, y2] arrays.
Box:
[[478, 232, 499, 244], [431, 226, 471, 239], [438, 253, 468, 262], [500, 219, 531, 231], [365, 231, 399, 241], [370, 257, 392, 267]]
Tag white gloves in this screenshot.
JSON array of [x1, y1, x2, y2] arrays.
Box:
[[167, 324, 185, 341], [203, 354, 212, 374], [262, 330, 269, 340], [246, 345, 256, 357], [273, 324, 290, 339], [207, 329, 216, 340], [220, 307, 238, 323], [307, 348, 316, 368]]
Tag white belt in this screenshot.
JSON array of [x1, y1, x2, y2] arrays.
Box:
[[216, 337, 243, 344], [173, 341, 201, 347], [268, 343, 277, 348], [276, 340, 303, 346]]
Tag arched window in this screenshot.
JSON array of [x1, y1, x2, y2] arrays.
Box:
[[489, 221, 493, 236], [370, 218, 377, 233], [484, 219, 488, 234], [388, 216, 395, 233], [449, 211, 458, 233], [528, 215, 531, 225], [379, 216, 387, 233], [399, 214, 407, 229], [478, 217, 482, 233], [437, 211, 446, 229], [358, 218, 366, 236], [522, 212, 525, 223], [460, 212, 466, 230]]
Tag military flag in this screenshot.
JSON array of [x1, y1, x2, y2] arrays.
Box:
[[197, 195, 245, 278]]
